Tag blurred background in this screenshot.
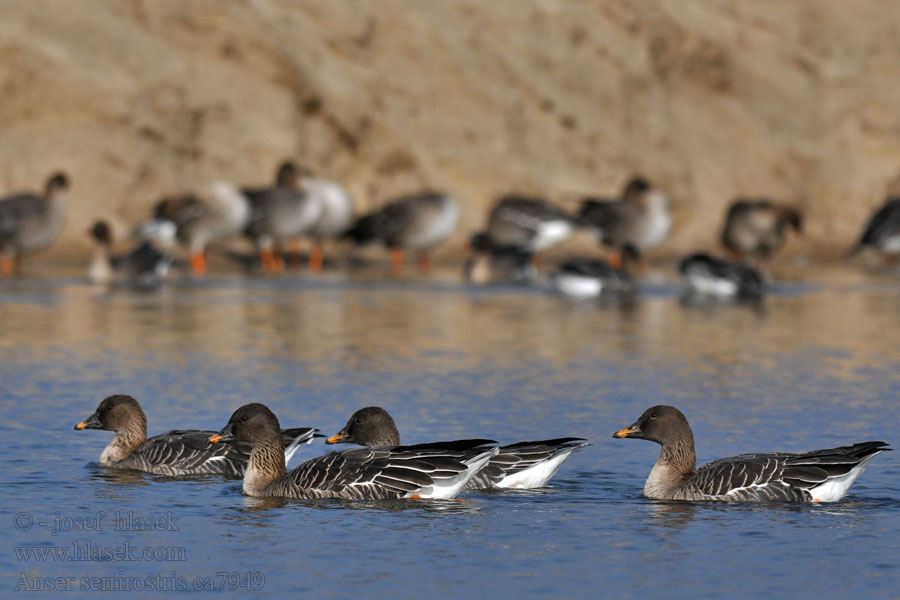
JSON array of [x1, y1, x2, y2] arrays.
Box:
[[3, 0, 899, 261]]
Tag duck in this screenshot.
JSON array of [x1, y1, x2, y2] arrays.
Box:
[[552, 247, 639, 299], [303, 171, 354, 272], [721, 198, 802, 260], [463, 233, 536, 284], [577, 176, 671, 266], [678, 252, 765, 300], [343, 191, 459, 275], [325, 407, 588, 490], [0, 172, 69, 275], [849, 196, 900, 257], [138, 181, 250, 275], [210, 403, 497, 499], [242, 161, 323, 273], [613, 405, 889, 502], [483, 194, 574, 253], [74, 395, 316, 477], [87, 220, 173, 289]]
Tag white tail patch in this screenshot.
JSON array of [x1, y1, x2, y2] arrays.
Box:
[[555, 274, 603, 298], [405, 448, 499, 499], [283, 430, 316, 466], [495, 449, 579, 489], [807, 453, 882, 503], [533, 220, 573, 252]]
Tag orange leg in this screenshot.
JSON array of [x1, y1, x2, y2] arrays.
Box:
[[417, 252, 431, 273], [1, 256, 14, 276], [309, 244, 324, 273], [272, 249, 285, 273], [260, 249, 283, 273], [389, 249, 405, 276], [190, 252, 207, 275], [533, 254, 543, 271]]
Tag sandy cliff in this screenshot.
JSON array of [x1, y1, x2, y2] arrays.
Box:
[[1, 0, 899, 259]]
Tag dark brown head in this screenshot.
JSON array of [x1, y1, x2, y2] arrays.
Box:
[[75, 395, 146, 433], [326, 406, 400, 446], [275, 161, 313, 188], [46, 172, 70, 194], [623, 176, 651, 200], [88, 221, 112, 245], [210, 403, 282, 447], [613, 405, 693, 447]]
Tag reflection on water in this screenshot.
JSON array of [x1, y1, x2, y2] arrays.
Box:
[[0, 264, 898, 599]]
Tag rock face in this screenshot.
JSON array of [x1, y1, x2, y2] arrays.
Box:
[[2, 0, 899, 259]]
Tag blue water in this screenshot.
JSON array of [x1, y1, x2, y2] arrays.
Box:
[[1, 267, 898, 598]]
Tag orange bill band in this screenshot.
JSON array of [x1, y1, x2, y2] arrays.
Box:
[[614, 426, 639, 438], [209, 433, 225, 443], [325, 432, 348, 445], [75, 422, 87, 430]]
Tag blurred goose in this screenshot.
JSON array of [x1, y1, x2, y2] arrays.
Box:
[[343, 191, 459, 275], [211, 403, 498, 499], [552, 247, 638, 299], [613, 405, 889, 502], [484, 194, 574, 253], [0, 172, 69, 275], [139, 181, 250, 275], [721, 198, 802, 260], [87, 220, 173, 289], [463, 233, 535, 284], [678, 252, 765, 300], [578, 176, 671, 265], [242, 161, 323, 273], [304, 173, 354, 272], [849, 196, 900, 257], [75, 395, 316, 477], [326, 407, 588, 490]]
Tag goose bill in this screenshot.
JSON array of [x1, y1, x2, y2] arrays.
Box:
[[74, 412, 102, 430], [325, 430, 349, 445], [613, 423, 641, 438], [209, 424, 236, 444]]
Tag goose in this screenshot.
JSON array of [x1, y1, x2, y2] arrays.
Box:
[[577, 176, 671, 266], [210, 403, 498, 499], [74, 395, 316, 477], [242, 161, 323, 273], [0, 172, 69, 275], [463, 233, 536, 284], [325, 407, 588, 490], [343, 191, 459, 275], [138, 181, 250, 275], [721, 198, 802, 260], [613, 405, 889, 502], [678, 252, 765, 300], [552, 247, 638, 299], [304, 173, 354, 272], [484, 194, 574, 253], [849, 196, 900, 257], [87, 220, 173, 289]]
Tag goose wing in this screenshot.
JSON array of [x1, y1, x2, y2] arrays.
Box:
[[858, 197, 900, 248], [0, 193, 45, 242], [125, 430, 250, 476], [467, 438, 589, 489]]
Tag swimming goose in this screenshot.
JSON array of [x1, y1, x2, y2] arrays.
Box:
[[613, 405, 889, 502], [326, 407, 588, 490], [678, 252, 765, 300], [75, 395, 316, 477], [721, 198, 802, 260], [242, 161, 323, 273], [87, 220, 173, 289], [463, 233, 536, 284], [343, 191, 459, 275], [0, 172, 69, 275], [552, 247, 638, 299], [138, 181, 250, 275], [849, 196, 900, 257], [210, 403, 498, 499], [577, 176, 671, 265], [484, 194, 574, 253]]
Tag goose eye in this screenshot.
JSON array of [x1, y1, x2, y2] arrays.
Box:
[[650, 412, 658, 419], [355, 417, 364, 424], [241, 415, 249, 422]]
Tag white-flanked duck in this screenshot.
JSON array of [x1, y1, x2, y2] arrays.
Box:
[[326, 407, 588, 490], [721, 198, 802, 260], [343, 191, 459, 275], [210, 403, 498, 499], [75, 395, 316, 477], [484, 194, 574, 253], [678, 252, 765, 300], [849, 196, 900, 257], [614, 405, 889, 502], [463, 233, 536, 285], [577, 176, 671, 266], [242, 161, 323, 273], [87, 220, 173, 289], [0, 172, 69, 275], [552, 247, 638, 299], [139, 181, 250, 275]]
